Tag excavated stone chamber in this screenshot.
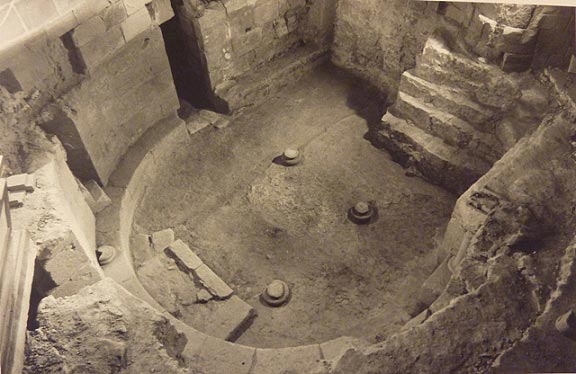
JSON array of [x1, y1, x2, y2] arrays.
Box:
[[14, 0, 576, 372], [127, 65, 457, 348]]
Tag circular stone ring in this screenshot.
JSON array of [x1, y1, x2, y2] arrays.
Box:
[[97, 245, 117, 265], [261, 280, 291, 307], [349, 202, 375, 224], [282, 149, 301, 166]]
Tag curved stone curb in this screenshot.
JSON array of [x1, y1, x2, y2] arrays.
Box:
[[94, 113, 361, 373]]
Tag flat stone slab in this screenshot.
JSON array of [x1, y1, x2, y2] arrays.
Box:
[[6, 174, 34, 192], [137, 256, 197, 316], [193, 336, 255, 374], [8, 191, 26, 208], [198, 109, 222, 125], [194, 264, 233, 299], [186, 117, 211, 135], [165, 239, 203, 271], [84, 180, 111, 213], [190, 295, 256, 342], [130, 233, 153, 268], [213, 117, 231, 130], [251, 344, 326, 374], [151, 228, 174, 253]]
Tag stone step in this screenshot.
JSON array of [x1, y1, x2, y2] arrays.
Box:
[[374, 112, 491, 194], [418, 36, 488, 88], [391, 92, 503, 163], [0, 230, 36, 374], [399, 71, 498, 132], [415, 36, 520, 110]]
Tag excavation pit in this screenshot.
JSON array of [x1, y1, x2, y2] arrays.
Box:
[[133, 65, 456, 348], [4, 0, 576, 372]]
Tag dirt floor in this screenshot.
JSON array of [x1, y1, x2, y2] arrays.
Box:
[[134, 64, 456, 348]]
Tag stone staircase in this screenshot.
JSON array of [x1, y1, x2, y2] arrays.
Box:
[[374, 35, 524, 194]]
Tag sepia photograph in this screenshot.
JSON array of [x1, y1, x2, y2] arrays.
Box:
[[0, 0, 576, 373]]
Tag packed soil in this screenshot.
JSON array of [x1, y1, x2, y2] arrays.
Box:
[[135, 64, 456, 348]]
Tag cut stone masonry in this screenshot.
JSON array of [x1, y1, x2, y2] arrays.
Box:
[[375, 34, 549, 194]]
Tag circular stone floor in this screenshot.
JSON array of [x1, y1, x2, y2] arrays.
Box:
[[134, 65, 456, 348]]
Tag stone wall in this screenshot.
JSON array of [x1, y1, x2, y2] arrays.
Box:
[[33, 0, 178, 185], [443, 3, 573, 72], [0, 0, 177, 185], [332, 1, 574, 97], [332, 0, 439, 97], [172, 0, 337, 106], [531, 6, 574, 69]]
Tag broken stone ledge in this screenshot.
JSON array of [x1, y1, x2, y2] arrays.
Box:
[[94, 112, 362, 373]]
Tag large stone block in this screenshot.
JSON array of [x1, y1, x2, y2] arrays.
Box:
[[165, 239, 203, 271], [192, 336, 255, 374], [232, 27, 263, 56], [152, 229, 175, 253], [84, 180, 112, 213], [72, 15, 107, 47], [194, 264, 233, 299], [25, 279, 189, 373], [444, 3, 472, 27], [123, 0, 151, 15], [254, 0, 279, 26], [36, 231, 102, 299], [120, 7, 152, 42], [252, 345, 325, 374], [15, 0, 59, 29], [229, 5, 255, 35], [101, 1, 128, 29], [79, 25, 125, 72], [223, 0, 256, 14], [188, 296, 256, 341], [73, 0, 115, 23], [149, 0, 174, 24], [501, 52, 533, 72]]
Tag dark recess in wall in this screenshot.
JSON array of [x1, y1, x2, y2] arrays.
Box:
[[160, 11, 212, 110]]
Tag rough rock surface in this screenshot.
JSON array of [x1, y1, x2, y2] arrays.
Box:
[[24, 278, 190, 374], [332, 0, 439, 95]]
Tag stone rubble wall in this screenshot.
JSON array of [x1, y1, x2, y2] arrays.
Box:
[[332, 1, 574, 97], [444, 3, 573, 72], [332, 0, 439, 98], [174, 0, 337, 93]]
